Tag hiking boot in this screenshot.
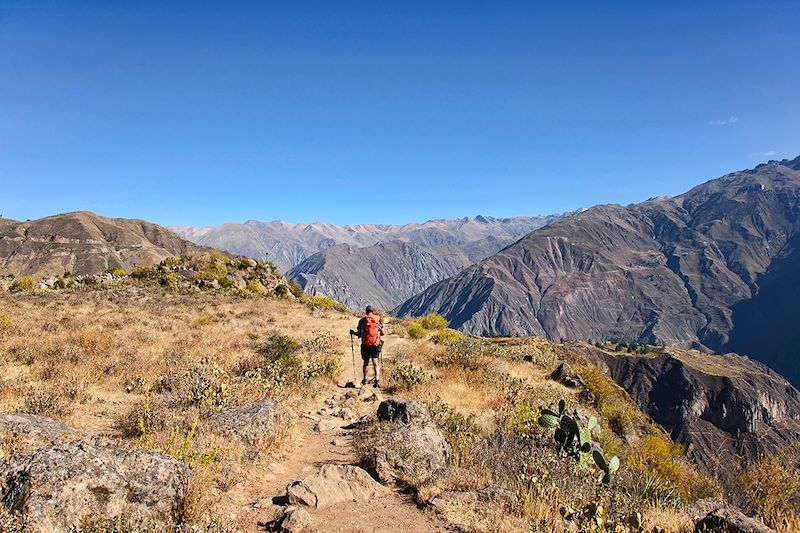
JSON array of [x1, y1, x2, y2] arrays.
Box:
[[373, 380, 381, 388], [361, 378, 367, 387]]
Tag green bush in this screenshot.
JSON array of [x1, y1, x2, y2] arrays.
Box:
[[434, 328, 461, 344], [160, 272, 180, 291], [246, 279, 265, 295], [10, 277, 36, 293], [130, 265, 156, 280], [105, 267, 127, 277], [160, 256, 179, 269], [193, 315, 217, 327], [406, 322, 426, 339], [307, 295, 346, 312], [274, 285, 288, 297], [419, 313, 448, 330]]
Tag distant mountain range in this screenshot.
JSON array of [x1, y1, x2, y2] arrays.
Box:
[[0, 211, 204, 279], [288, 236, 514, 311], [396, 156, 800, 386], [171, 214, 565, 274]]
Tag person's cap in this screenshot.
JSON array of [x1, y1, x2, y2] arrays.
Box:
[[365, 305, 375, 313]]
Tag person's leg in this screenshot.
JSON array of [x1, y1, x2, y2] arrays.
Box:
[[372, 356, 381, 386], [360, 346, 369, 385]]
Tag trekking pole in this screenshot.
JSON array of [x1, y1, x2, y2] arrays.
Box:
[[348, 333, 357, 387]]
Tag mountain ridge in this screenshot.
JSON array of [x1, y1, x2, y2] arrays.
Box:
[[396, 157, 800, 385]]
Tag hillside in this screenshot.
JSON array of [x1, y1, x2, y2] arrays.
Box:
[[0, 211, 206, 279], [396, 156, 800, 385], [576, 343, 800, 494], [1, 274, 796, 531], [172, 214, 563, 273], [288, 236, 513, 311]]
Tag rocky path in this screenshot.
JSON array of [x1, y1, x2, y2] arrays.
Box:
[[245, 344, 450, 532]]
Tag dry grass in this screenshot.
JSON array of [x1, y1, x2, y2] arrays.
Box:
[[0, 284, 356, 528]]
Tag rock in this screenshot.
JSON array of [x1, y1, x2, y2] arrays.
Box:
[[344, 389, 359, 400], [550, 362, 584, 388], [377, 398, 430, 424], [0, 413, 86, 452], [286, 464, 388, 509], [338, 408, 355, 420], [0, 440, 189, 532], [206, 399, 280, 458], [577, 388, 596, 406], [280, 506, 313, 532], [689, 499, 774, 533], [331, 439, 345, 446], [373, 399, 451, 484], [313, 419, 341, 433]]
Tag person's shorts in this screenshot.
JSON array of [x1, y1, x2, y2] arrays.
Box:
[[361, 342, 383, 362]]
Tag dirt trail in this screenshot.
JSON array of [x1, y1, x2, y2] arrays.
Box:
[[223, 328, 450, 532]]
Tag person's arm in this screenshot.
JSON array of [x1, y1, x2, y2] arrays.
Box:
[[351, 318, 364, 337], [379, 318, 385, 336]]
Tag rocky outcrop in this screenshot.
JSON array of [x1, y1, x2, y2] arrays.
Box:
[[0, 211, 207, 279], [0, 414, 189, 532], [396, 157, 800, 387], [689, 499, 774, 533], [286, 464, 388, 509], [172, 215, 564, 274], [371, 399, 451, 485], [580, 345, 800, 491], [206, 398, 281, 458]]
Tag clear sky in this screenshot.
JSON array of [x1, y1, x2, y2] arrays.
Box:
[[1, 1, 798, 227]]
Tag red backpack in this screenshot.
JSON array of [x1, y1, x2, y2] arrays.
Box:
[[362, 315, 382, 347]]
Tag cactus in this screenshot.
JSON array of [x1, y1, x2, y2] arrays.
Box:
[[592, 449, 620, 485], [539, 402, 620, 482]]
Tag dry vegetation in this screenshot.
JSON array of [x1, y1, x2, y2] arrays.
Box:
[[0, 271, 796, 532], [0, 277, 356, 530]]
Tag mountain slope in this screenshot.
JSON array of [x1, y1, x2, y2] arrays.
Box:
[[578, 343, 800, 493], [396, 157, 800, 384], [173, 215, 563, 273], [0, 211, 205, 278], [288, 236, 513, 311]]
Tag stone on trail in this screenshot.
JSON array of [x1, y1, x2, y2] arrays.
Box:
[[372, 399, 451, 485], [280, 506, 313, 532], [286, 464, 389, 509]]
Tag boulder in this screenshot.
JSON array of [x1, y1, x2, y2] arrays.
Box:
[[206, 398, 280, 457], [689, 499, 774, 533], [0, 413, 86, 452], [550, 362, 585, 388], [0, 440, 189, 532], [286, 464, 388, 509], [373, 399, 451, 485]]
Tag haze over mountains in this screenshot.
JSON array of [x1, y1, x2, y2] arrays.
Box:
[[0, 211, 204, 279], [171, 214, 564, 274], [397, 156, 800, 386]]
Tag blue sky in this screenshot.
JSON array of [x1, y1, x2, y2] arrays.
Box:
[[1, 1, 798, 227]]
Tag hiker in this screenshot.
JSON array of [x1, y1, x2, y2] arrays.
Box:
[[349, 305, 384, 387]]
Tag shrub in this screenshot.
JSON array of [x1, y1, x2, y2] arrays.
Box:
[[419, 313, 448, 330], [0, 314, 12, 339], [246, 279, 265, 296], [307, 295, 346, 312], [387, 362, 436, 391], [193, 315, 217, 327], [434, 328, 461, 345], [160, 256, 179, 268], [160, 271, 180, 290], [274, 285, 288, 297], [741, 445, 800, 528], [406, 322, 426, 339], [130, 265, 156, 280], [10, 277, 35, 293], [105, 267, 127, 277], [627, 434, 719, 503]]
